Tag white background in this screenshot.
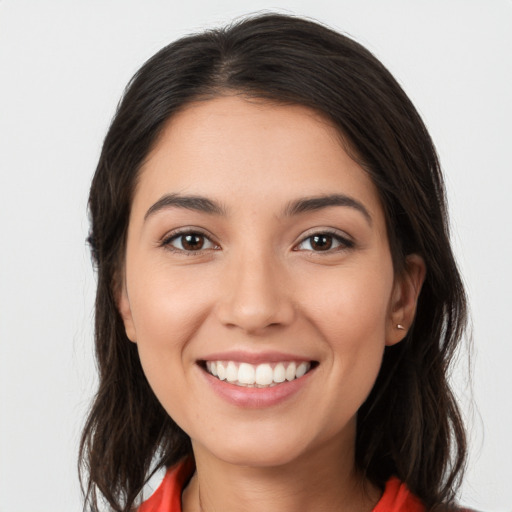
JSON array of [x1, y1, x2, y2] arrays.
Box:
[[0, 1, 511, 511]]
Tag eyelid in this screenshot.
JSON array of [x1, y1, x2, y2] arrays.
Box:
[[160, 227, 220, 254], [293, 228, 354, 252], [158, 226, 354, 255]]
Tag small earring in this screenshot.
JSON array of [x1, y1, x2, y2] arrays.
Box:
[[397, 324, 405, 330]]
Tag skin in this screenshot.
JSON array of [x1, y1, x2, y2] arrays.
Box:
[[118, 96, 425, 512]]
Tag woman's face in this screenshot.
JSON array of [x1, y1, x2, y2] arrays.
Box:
[[119, 96, 417, 468]]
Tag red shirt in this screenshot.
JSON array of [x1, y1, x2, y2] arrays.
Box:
[[139, 458, 425, 512]]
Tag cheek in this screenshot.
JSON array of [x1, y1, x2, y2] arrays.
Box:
[[303, 260, 393, 342], [128, 261, 212, 342], [125, 261, 216, 400], [302, 262, 393, 401]]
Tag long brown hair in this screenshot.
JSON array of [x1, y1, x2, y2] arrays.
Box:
[[80, 13, 468, 511]]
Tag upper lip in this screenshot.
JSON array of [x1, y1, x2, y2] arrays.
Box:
[[198, 350, 315, 365]]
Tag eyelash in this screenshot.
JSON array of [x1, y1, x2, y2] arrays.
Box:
[[160, 229, 354, 255], [293, 230, 354, 253], [160, 229, 220, 255]]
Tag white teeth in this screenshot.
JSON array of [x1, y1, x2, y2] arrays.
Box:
[[226, 361, 238, 382], [273, 363, 286, 383], [204, 360, 312, 387], [296, 362, 308, 378], [238, 363, 255, 384], [255, 364, 273, 386], [285, 362, 296, 381], [217, 362, 226, 380]]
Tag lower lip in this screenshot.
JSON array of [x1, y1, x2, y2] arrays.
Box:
[[199, 365, 315, 408]]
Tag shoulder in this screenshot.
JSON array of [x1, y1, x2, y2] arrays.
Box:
[[138, 458, 195, 512], [435, 507, 481, 512], [373, 476, 425, 512], [373, 478, 480, 512]]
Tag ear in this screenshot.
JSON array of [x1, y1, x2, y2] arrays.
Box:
[[386, 254, 426, 346], [116, 279, 137, 343]]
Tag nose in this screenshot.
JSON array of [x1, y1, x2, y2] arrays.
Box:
[[215, 251, 296, 335]]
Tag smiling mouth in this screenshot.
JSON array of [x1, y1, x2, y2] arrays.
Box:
[[200, 360, 318, 388]]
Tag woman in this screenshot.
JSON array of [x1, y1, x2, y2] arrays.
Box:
[[80, 13, 468, 512]]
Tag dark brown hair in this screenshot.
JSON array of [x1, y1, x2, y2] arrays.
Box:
[[80, 13, 467, 511]]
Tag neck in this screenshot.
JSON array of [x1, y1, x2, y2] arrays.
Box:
[[182, 435, 381, 512]]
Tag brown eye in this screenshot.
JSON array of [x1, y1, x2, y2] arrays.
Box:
[[295, 232, 353, 252], [181, 233, 205, 250], [310, 234, 333, 251], [164, 231, 217, 252]]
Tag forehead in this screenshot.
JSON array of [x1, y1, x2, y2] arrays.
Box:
[[134, 95, 384, 224]]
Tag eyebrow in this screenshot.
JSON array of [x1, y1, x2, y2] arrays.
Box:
[[144, 193, 227, 220], [283, 194, 372, 225], [144, 192, 372, 225]]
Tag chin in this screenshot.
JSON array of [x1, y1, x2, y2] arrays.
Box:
[[199, 428, 313, 468], [216, 446, 304, 468]]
